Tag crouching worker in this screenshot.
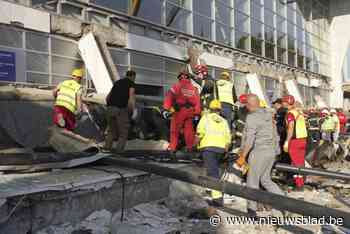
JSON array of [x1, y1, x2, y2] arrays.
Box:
[[196, 99, 231, 205], [52, 68, 84, 131]]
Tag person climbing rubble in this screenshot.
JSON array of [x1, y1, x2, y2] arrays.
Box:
[[216, 71, 237, 129], [52, 68, 84, 131], [235, 94, 283, 217], [282, 95, 307, 190], [104, 70, 137, 152], [232, 94, 249, 151], [163, 71, 201, 152], [196, 99, 231, 205]]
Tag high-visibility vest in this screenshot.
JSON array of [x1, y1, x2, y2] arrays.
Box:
[[197, 113, 231, 149], [55, 79, 81, 113], [289, 109, 307, 139], [217, 79, 234, 105], [321, 116, 337, 132]]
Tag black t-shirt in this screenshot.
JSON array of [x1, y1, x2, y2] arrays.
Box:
[[106, 78, 135, 108]]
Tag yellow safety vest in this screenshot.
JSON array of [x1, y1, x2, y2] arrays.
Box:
[[217, 79, 234, 105], [321, 116, 338, 132], [289, 109, 307, 139], [196, 113, 231, 149], [55, 79, 81, 113]]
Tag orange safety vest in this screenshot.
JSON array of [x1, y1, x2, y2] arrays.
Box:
[[288, 109, 308, 139]]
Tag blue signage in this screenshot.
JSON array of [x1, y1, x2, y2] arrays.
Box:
[[0, 51, 16, 81]]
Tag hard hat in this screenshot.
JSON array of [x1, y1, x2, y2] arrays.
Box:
[[194, 64, 208, 77], [177, 71, 190, 80], [220, 71, 230, 79], [71, 68, 84, 78], [239, 94, 249, 104], [259, 99, 267, 108], [209, 99, 222, 110], [282, 95, 295, 105], [321, 108, 330, 115], [330, 109, 337, 113]]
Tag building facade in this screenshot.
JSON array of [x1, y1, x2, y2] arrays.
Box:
[[0, 0, 346, 108]]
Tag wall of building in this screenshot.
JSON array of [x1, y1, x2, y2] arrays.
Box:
[[329, 0, 350, 107]]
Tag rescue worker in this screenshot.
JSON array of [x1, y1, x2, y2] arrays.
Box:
[[320, 109, 337, 142], [306, 108, 321, 154], [330, 109, 340, 142], [337, 108, 347, 135], [163, 71, 201, 152], [272, 98, 287, 150], [282, 95, 307, 189], [236, 94, 283, 217], [232, 94, 249, 149], [105, 70, 136, 151], [192, 64, 215, 113], [216, 71, 236, 128], [52, 68, 84, 131], [196, 99, 231, 204]]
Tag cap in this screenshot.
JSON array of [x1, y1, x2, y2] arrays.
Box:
[[282, 95, 295, 105], [209, 99, 222, 110], [71, 69, 84, 78]]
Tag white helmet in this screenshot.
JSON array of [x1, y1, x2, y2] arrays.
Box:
[[330, 109, 337, 114]]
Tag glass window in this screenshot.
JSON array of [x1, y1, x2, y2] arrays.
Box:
[[251, 2, 262, 20], [235, 11, 249, 33], [193, 0, 212, 16], [277, 15, 286, 33], [27, 72, 49, 84], [277, 31, 286, 48], [251, 37, 262, 55], [109, 49, 128, 65], [251, 20, 263, 39], [166, 3, 191, 33], [26, 32, 48, 52], [264, 9, 274, 27], [235, 0, 249, 13], [265, 42, 275, 60], [216, 2, 231, 25], [0, 26, 22, 48], [277, 47, 286, 63], [287, 6, 295, 22], [276, 0, 285, 16], [131, 67, 163, 85], [287, 21, 295, 38], [235, 31, 249, 50], [297, 54, 304, 69], [264, 0, 274, 10], [26, 52, 49, 72], [52, 56, 83, 76], [130, 52, 163, 70], [134, 83, 164, 97], [168, 0, 191, 9], [216, 23, 232, 45], [87, 12, 107, 25], [165, 59, 185, 74], [288, 38, 295, 51], [90, 0, 128, 13], [265, 25, 274, 43], [130, 0, 162, 24], [61, 4, 82, 19], [194, 14, 212, 39], [288, 51, 295, 66], [51, 38, 80, 58]]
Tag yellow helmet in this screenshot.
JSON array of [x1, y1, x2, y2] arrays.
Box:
[[220, 71, 230, 79], [259, 99, 267, 108], [71, 68, 84, 78], [209, 99, 222, 110]]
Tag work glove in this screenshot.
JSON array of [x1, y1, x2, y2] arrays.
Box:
[[131, 109, 138, 120], [162, 110, 172, 119], [283, 141, 289, 153], [235, 153, 246, 167]]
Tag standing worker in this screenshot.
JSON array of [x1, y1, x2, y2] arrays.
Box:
[[232, 94, 249, 150], [282, 95, 307, 189], [163, 71, 201, 152], [336, 108, 347, 135], [196, 99, 231, 204], [216, 71, 236, 128], [52, 68, 84, 131], [104, 70, 136, 152], [330, 109, 340, 142], [320, 109, 337, 142], [236, 94, 283, 217]]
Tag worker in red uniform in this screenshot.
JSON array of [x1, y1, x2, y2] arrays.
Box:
[[336, 108, 347, 135], [163, 71, 201, 152], [282, 95, 308, 189]]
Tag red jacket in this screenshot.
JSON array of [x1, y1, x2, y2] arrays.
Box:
[[337, 111, 347, 132], [163, 79, 201, 115]]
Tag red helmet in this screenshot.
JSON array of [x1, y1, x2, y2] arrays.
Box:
[[239, 94, 249, 104], [282, 95, 295, 105], [194, 64, 208, 77], [177, 71, 190, 80]]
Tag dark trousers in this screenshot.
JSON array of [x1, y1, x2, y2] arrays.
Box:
[[105, 106, 130, 151], [221, 102, 233, 129], [202, 150, 223, 179]]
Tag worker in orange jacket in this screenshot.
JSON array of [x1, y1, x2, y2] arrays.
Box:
[[282, 95, 307, 189], [163, 71, 201, 152]]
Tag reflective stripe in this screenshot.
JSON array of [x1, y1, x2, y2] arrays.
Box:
[[237, 119, 245, 125], [55, 79, 81, 113], [289, 109, 307, 139], [217, 80, 234, 105]]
